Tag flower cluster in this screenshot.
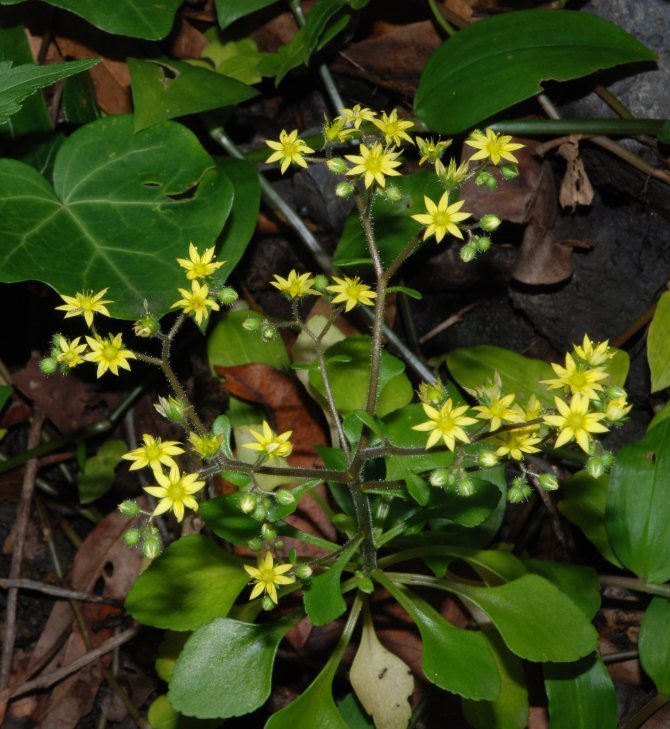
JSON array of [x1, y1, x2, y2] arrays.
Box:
[[172, 243, 226, 326]]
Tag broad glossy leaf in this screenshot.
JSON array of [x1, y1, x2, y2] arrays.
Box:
[[334, 172, 443, 273], [447, 345, 554, 406], [304, 539, 360, 626], [129, 58, 257, 132], [0, 59, 99, 126], [62, 70, 102, 125], [349, 612, 413, 729], [169, 616, 297, 719], [462, 632, 528, 729], [606, 348, 629, 388], [147, 695, 223, 729], [0, 115, 233, 320], [639, 597, 670, 694], [544, 654, 616, 729], [648, 290, 670, 392], [214, 0, 279, 29], [378, 575, 500, 700], [309, 336, 413, 417], [200, 492, 261, 545], [607, 418, 670, 583], [208, 310, 290, 369], [125, 535, 249, 630], [0, 0, 182, 40], [453, 574, 598, 662], [523, 560, 600, 621], [415, 10, 656, 134], [559, 472, 622, 568]]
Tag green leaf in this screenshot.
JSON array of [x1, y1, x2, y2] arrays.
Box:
[[648, 291, 670, 392], [125, 535, 249, 630], [377, 575, 500, 700], [0, 59, 99, 126], [213, 157, 260, 279], [452, 575, 598, 662], [264, 640, 349, 729], [447, 345, 554, 406], [523, 560, 600, 621], [304, 539, 360, 626], [303, 0, 347, 61], [129, 58, 257, 132], [0, 0, 182, 40], [0, 25, 50, 137], [77, 439, 127, 504], [607, 418, 670, 583], [649, 400, 670, 431], [414, 9, 656, 134], [386, 285, 422, 300], [559, 472, 622, 568], [147, 695, 224, 729], [211, 414, 233, 458], [208, 310, 289, 369], [156, 631, 190, 682], [639, 597, 670, 694], [606, 348, 630, 388], [169, 616, 297, 719], [0, 115, 233, 320], [544, 654, 616, 729], [0, 385, 12, 413], [200, 492, 261, 545], [404, 471, 430, 506], [214, 0, 279, 29], [62, 70, 102, 125], [338, 694, 374, 729], [334, 171, 442, 273], [309, 336, 412, 417], [461, 632, 528, 729]]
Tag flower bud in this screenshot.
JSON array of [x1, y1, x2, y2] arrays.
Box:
[[478, 450, 498, 468], [274, 539, 284, 549], [485, 175, 498, 190], [327, 157, 348, 174], [262, 595, 276, 611], [142, 537, 162, 559], [242, 316, 262, 332], [133, 313, 159, 338], [275, 489, 296, 506], [384, 185, 402, 202], [538, 473, 559, 492], [418, 379, 447, 406], [356, 574, 375, 594], [586, 456, 604, 480], [239, 493, 257, 514], [457, 478, 475, 497], [605, 386, 627, 400], [295, 564, 313, 581], [459, 243, 478, 263], [472, 235, 492, 252], [289, 548, 297, 564], [247, 537, 263, 552], [261, 523, 276, 541], [119, 499, 141, 518], [40, 357, 58, 375], [154, 395, 188, 424], [123, 529, 141, 547], [500, 164, 519, 180], [429, 469, 451, 488], [508, 478, 531, 504], [479, 214, 501, 232], [260, 324, 277, 342], [251, 504, 268, 522], [600, 451, 615, 469], [335, 181, 355, 199], [218, 287, 238, 306], [475, 171, 494, 187], [313, 274, 330, 292]]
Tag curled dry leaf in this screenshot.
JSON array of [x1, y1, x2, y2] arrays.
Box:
[[557, 139, 595, 210], [350, 609, 414, 729]]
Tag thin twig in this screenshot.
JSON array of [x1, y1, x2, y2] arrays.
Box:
[[0, 410, 46, 690], [0, 578, 122, 607]]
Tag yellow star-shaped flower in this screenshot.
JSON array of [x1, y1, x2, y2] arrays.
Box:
[[172, 280, 220, 325], [177, 243, 224, 281], [412, 399, 477, 450], [84, 333, 136, 378], [543, 394, 609, 453], [465, 129, 524, 165], [373, 108, 414, 146], [122, 434, 185, 477], [494, 429, 542, 461], [244, 552, 295, 604], [411, 191, 471, 242], [266, 129, 315, 174], [325, 275, 376, 312], [56, 336, 87, 369], [143, 463, 206, 522], [56, 288, 113, 328], [338, 104, 376, 129], [573, 334, 613, 367], [270, 270, 320, 299], [541, 353, 608, 400], [244, 421, 293, 461], [345, 143, 402, 189]]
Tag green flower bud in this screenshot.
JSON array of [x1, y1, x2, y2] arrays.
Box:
[[118, 499, 141, 518], [288, 548, 298, 564], [274, 539, 284, 549], [586, 456, 604, 480], [508, 478, 531, 504], [384, 185, 402, 202], [239, 493, 257, 514], [142, 537, 162, 560], [260, 324, 277, 342], [123, 528, 141, 547], [154, 395, 188, 424], [261, 523, 276, 541], [600, 451, 615, 469], [429, 469, 451, 488], [294, 564, 313, 581], [262, 595, 276, 611], [472, 235, 492, 252], [538, 473, 559, 492], [242, 316, 262, 332], [247, 537, 263, 552], [418, 379, 447, 406], [251, 504, 268, 522], [326, 157, 348, 174], [39, 357, 58, 375], [133, 313, 159, 338], [475, 171, 494, 187], [356, 573, 375, 594], [605, 386, 627, 400], [457, 478, 475, 497], [275, 489, 296, 506], [500, 164, 519, 180], [478, 450, 499, 468], [218, 287, 239, 306], [335, 181, 355, 199], [313, 274, 330, 292], [485, 175, 498, 190], [479, 214, 501, 232], [459, 243, 478, 263]]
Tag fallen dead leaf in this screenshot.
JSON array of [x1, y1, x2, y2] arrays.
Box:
[[557, 139, 595, 210]]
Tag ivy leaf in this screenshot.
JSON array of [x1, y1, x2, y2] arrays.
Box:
[[0, 59, 99, 126], [169, 616, 297, 719], [125, 535, 249, 630], [415, 10, 656, 134], [0, 115, 233, 320], [0, 0, 182, 40]]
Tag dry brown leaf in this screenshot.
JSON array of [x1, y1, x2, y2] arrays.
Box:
[[557, 140, 595, 209], [170, 18, 208, 60]]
